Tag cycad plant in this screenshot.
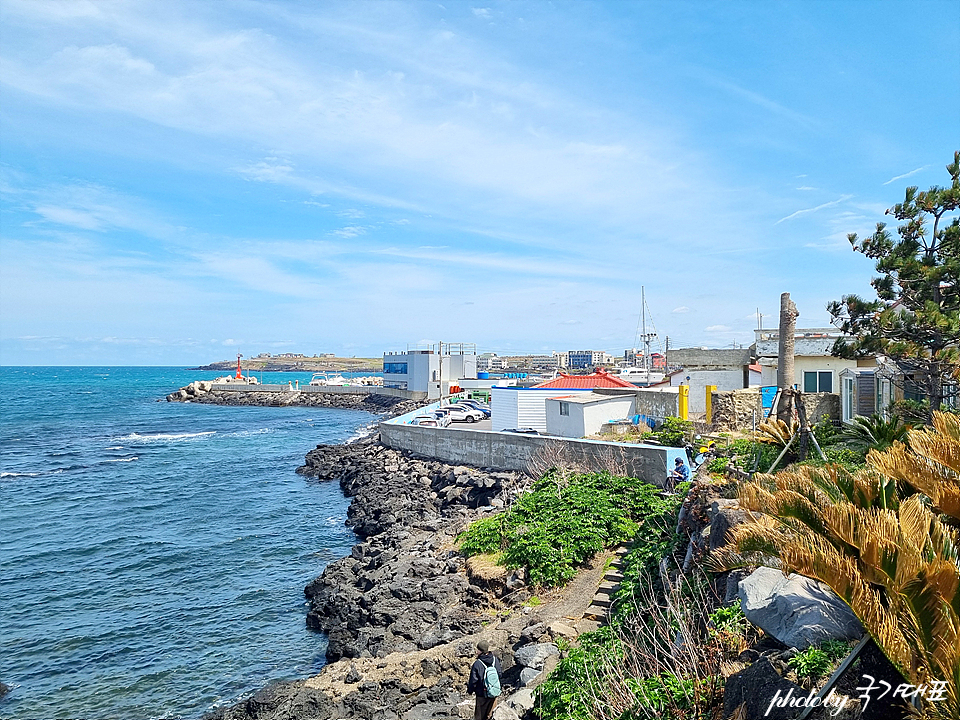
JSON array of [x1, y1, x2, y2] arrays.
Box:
[[841, 413, 910, 453], [711, 412, 960, 720]]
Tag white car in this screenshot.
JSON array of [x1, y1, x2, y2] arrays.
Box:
[[411, 413, 451, 427], [437, 405, 484, 423]]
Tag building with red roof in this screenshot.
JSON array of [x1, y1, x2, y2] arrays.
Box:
[[532, 369, 639, 390]]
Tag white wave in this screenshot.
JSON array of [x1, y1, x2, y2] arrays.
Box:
[[225, 428, 271, 438], [346, 423, 378, 443], [104, 457, 138, 463], [105, 446, 124, 450], [1, 471, 41, 478], [117, 431, 216, 443]]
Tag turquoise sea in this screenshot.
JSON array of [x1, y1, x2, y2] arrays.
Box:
[[0, 367, 377, 719]]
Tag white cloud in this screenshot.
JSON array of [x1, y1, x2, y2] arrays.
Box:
[[883, 166, 927, 185], [472, 8, 492, 19], [332, 226, 367, 239], [705, 325, 731, 332], [672, 306, 689, 314], [775, 195, 854, 225]]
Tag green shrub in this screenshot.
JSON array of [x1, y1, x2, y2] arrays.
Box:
[[788, 647, 831, 680], [627, 673, 696, 713], [812, 414, 840, 447], [708, 603, 747, 635], [456, 515, 504, 556], [644, 417, 693, 447], [728, 438, 779, 473], [535, 626, 620, 720], [706, 456, 729, 474], [787, 641, 851, 681]]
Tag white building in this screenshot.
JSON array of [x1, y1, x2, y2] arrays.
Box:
[[491, 387, 594, 432], [754, 328, 873, 395], [383, 342, 477, 399], [665, 347, 757, 414], [544, 394, 637, 437]]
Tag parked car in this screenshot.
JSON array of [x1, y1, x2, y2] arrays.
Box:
[[411, 413, 451, 427], [456, 400, 491, 417], [436, 405, 484, 423]]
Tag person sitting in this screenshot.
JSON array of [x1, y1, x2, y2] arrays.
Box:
[[669, 457, 690, 490]]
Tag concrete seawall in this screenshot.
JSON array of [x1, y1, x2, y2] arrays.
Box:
[[379, 421, 683, 488]]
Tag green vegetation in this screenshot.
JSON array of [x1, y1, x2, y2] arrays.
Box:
[[535, 480, 732, 720], [457, 470, 676, 588], [641, 416, 693, 447], [788, 641, 851, 682], [839, 413, 910, 453], [712, 412, 960, 720]]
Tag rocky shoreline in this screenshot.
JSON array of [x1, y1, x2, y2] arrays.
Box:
[[205, 434, 584, 720]]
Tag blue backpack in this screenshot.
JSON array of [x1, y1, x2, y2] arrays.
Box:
[[481, 657, 501, 698]]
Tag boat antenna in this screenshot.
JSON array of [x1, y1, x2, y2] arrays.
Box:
[[638, 287, 658, 380]]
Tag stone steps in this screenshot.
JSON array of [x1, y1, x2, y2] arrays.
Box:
[[580, 546, 629, 624]]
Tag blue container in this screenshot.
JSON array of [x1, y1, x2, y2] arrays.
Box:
[[478, 372, 490, 379]]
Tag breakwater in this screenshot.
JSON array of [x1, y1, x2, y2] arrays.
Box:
[[167, 382, 428, 416]]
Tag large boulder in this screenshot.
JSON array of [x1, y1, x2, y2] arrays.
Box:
[[739, 567, 864, 649], [513, 642, 559, 670]]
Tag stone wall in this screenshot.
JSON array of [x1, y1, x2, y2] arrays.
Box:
[[711, 389, 840, 432]]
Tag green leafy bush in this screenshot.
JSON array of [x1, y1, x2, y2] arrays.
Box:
[[628, 673, 696, 713], [705, 456, 729, 474], [643, 417, 693, 447], [812, 414, 840, 447], [787, 641, 851, 681], [728, 438, 779, 473], [536, 626, 621, 720], [457, 470, 671, 588], [456, 515, 504, 556]]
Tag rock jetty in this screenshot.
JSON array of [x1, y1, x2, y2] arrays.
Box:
[[207, 436, 593, 720], [166, 382, 426, 415]]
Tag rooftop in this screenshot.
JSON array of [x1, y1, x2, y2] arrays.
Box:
[[533, 369, 639, 389]]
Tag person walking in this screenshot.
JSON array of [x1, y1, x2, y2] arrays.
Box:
[[467, 639, 502, 720]]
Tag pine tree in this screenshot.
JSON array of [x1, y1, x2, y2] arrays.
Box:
[[828, 152, 960, 422]]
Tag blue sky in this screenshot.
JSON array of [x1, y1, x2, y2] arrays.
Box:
[[1, 0, 957, 365]]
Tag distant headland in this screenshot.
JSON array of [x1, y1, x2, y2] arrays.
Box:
[[190, 353, 382, 373]]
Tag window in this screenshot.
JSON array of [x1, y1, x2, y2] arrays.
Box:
[[559, 402, 570, 416], [803, 371, 833, 393], [384, 362, 408, 374]]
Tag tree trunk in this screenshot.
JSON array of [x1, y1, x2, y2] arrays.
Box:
[[777, 292, 799, 427]]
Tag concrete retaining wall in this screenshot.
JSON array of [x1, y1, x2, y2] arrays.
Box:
[[379, 421, 684, 488]]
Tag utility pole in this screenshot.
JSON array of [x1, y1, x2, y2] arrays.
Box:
[[776, 293, 799, 427]]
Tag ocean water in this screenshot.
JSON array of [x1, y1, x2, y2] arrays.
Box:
[[0, 367, 377, 720]]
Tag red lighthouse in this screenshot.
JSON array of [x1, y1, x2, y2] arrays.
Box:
[[235, 353, 243, 380]]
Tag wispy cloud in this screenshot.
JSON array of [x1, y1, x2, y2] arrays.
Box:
[[883, 166, 927, 185], [775, 195, 854, 224]]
